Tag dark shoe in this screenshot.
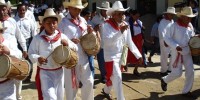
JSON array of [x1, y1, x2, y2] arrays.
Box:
[[148, 57, 153, 63], [160, 72, 168, 77], [124, 64, 128, 72], [167, 70, 171, 74], [101, 89, 112, 100], [79, 82, 83, 88], [23, 79, 31, 83], [161, 79, 167, 91], [93, 85, 97, 89], [133, 70, 140, 77], [182, 92, 197, 99], [101, 78, 106, 84]]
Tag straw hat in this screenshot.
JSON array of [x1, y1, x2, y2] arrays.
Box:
[[38, 8, 61, 24], [6, 1, 12, 7], [177, 6, 197, 17], [106, 1, 129, 16], [97, 1, 110, 10], [63, 0, 88, 9], [0, 22, 7, 31], [163, 7, 177, 14], [0, 0, 7, 6]]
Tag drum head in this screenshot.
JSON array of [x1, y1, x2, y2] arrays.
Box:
[[189, 36, 200, 48], [52, 45, 70, 64], [0, 54, 11, 77], [80, 33, 97, 50]]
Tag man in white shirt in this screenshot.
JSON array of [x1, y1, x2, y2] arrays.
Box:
[[158, 7, 176, 76], [101, 1, 142, 100]]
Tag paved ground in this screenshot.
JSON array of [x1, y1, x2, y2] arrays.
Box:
[[21, 54, 200, 100]]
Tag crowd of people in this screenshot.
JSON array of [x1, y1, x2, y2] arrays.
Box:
[[0, 0, 199, 100]]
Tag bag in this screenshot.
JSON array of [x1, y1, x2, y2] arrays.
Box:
[[120, 45, 128, 66]]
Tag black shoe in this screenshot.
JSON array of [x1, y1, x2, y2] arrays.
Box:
[[160, 72, 168, 77], [93, 85, 97, 89], [101, 78, 106, 84], [182, 92, 197, 99], [167, 70, 171, 74], [101, 89, 112, 100], [23, 79, 31, 83], [79, 82, 83, 88], [161, 79, 167, 91]]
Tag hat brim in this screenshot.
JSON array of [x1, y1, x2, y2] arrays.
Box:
[[176, 12, 197, 18], [163, 12, 177, 15], [0, 27, 7, 32], [96, 7, 109, 10], [0, 3, 8, 6], [106, 7, 130, 16], [63, 2, 88, 9], [39, 15, 61, 24]]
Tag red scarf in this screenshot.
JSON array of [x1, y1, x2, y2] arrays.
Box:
[[176, 19, 189, 28], [106, 18, 120, 31], [41, 30, 61, 43], [70, 18, 84, 32], [0, 16, 9, 22]]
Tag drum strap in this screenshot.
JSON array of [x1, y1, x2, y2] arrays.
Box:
[[0, 79, 10, 84], [173, 52, 183, 68], [70, 18, 84, 32]]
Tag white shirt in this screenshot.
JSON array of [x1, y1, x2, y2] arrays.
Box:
[[58, 14, 90, 65], [28, 30, 78, 69], [102, 21, 142, 61], [14, 16, 37, 39], [132, 20, 143, 36], [2, 17, 27, 51], [158, 18, 174, 40], [164, 22, 195, 55]]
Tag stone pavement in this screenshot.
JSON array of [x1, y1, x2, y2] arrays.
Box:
[[21, 54, 200, 100]]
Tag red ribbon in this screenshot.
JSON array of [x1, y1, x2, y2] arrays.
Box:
[[71, 68, 77, 89], [41, 30, 61, 43], [106, 18, 120, 31], [70, 18, 84, 32], [173, 52, 183, 68], [0, 16, 9, 22]]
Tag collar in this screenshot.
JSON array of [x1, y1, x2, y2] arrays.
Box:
[[106, 18, 120, 31], [40, 30, 61, 43]]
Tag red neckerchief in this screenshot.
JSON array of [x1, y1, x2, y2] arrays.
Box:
[[41, 30, 61, 43], [70, 18, 84, 32], [106, 18, 120, 31], [176, 18, 189, 28], [0, 16, 9, 22]]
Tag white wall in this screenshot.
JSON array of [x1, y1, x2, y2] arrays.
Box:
[[156, 0, 166, 15], [127, 0, 136, 9]]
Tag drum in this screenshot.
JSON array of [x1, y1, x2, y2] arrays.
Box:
[[0, 54, 30, 80], [80, 33, 100, 56], [51, 45, 78, 69], [189, 36, 200, 56]]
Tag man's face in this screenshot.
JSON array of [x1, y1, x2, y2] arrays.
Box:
[[101, 10, 107, 17], [0, 5, 8, 19], [112, 11, 124, 23], [68, 6, 82, 18], [181, 16, 192, 24], [166, 13, 174, 20], [42, 17, 58, 35], [18, 5, 27, 18]]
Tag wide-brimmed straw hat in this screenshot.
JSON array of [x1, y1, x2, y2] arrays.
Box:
[[63, 0, 88, 9], [0, 0, 7, 6], [177, 6, 197, 17], [97, 1, 110, 10], [106, 1, 129, 16], [0, 22, 7, 32], [163, 7, 177, 15], [38, 8, 61, 24]]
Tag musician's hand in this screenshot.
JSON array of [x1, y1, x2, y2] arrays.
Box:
[[38, 57, 47, 65], [0, 45, 10, 55], [23, 51, 28, 58], [71, 38, 80, 44], [164, 41, 168, 47], [137, 57, 143, 65], [94, 24, 101, 32], [61, 39, 68, 46], [120, 25, 129, 33], [87, 25, 94, 34], [176, 46, 182, 51]]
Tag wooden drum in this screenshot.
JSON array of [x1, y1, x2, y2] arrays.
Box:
[[189, 36, 200, 56]]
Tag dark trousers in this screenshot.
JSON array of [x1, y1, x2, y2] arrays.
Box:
[[97, 49, 106, 79]]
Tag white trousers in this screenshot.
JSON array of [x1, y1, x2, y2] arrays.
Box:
[[103, 60, 125, 100], [14, 80, 22, 100], [0, 79, 16, 100], [64, 62, 94, 100], [159, 40, 171, 73], [40, 68, 64, 100], [163, 50, 194, 94]]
